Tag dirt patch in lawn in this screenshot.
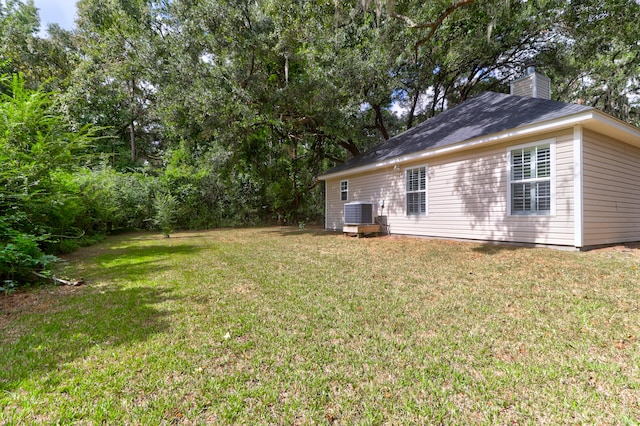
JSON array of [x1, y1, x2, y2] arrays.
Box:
[[589, 242, 640, 256], [0, 285, 84, 338]]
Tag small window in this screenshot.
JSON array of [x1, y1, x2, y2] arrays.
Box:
[[406, 166, 427, 215], [508, 142, 554, 215], [340, 180, 348, 201]]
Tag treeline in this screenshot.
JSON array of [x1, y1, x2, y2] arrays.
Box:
[[0, 74, 223, 286], [1, 0, 640, 286]]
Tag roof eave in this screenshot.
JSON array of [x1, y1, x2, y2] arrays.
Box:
[[319, 110, 640, 180], [585, 110, 640, 148]]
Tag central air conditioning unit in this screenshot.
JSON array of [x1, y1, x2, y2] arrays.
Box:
[[344, 202, 374, 225]]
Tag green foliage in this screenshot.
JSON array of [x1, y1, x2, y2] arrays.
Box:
[[0, 73, 99, 285], [0, 73, 93, 207], [0, 214, 58, 283], [161, 146, 230, 229], [0, 232, 58, 282], [543, 0, 640, 126], [153, 193, 177, 237], [70, 0, 163, 166], [74, 165, 159, 231], [0, 1, 77, 90], [50, 234, 105, 255]]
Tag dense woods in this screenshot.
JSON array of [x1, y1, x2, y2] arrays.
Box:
[[1, 0, 640, 286]]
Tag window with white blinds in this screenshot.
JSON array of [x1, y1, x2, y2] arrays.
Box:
[[509, 143, 553, 215], [406, 166, 427, 215]]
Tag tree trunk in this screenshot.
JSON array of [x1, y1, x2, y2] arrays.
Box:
[[129, 118, 136, 163], [373, 103, 390, 140], [337, 138, 361, 157], [129, 77, 137, 163], [407, 89, 421, 129], [284, 54, 289, 85]]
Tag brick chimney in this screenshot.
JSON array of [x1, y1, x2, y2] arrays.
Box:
[[510, 67, 551, 100]]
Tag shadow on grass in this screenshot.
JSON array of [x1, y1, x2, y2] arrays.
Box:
[[272, 227, 337, 237], [118, 230, 223, 240], [0, 285, 175, 393], [105, 242, 204, 255], [472, 242, 534, 255]]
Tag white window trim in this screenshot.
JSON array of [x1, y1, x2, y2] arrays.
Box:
[[405, 165, 428, 216], [507, 139, 556, 216], [340, 179, 349, 202]]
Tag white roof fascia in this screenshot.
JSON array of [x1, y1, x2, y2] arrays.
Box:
[[587, 110, 640, 147], [318, 111, 599, 181]]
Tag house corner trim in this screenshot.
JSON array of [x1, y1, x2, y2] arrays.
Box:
[[573, 125, 584, 248], [324, 180, 329, 230]]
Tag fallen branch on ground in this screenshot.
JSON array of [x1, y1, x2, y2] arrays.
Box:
[[32, 271, 85, 286]]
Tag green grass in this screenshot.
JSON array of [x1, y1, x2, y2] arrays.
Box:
[[1, 227, 639, 424]]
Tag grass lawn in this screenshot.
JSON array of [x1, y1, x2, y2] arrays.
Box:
[[1, 227, 639, 424]]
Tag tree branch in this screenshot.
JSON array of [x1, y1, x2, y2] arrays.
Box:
[[32, 271, 85, 286], [408, 0, 477, 60], [372, 103, 390, 140], [337, 138, 361, 157]]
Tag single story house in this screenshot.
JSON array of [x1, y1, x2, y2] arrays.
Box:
[[318, 70, 640, 250]]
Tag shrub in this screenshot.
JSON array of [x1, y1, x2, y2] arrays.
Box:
[[153, 193, 178, 237], [74, 165, 159, 232], [0, 232, 58, 283]]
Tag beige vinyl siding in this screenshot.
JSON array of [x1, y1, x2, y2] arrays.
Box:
[[583, 129, 640, 246], [325, 168, 400, 230], [326, 130, 576, 246]]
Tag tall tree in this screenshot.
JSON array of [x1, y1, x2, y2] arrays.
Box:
[[0, 0, 40, 82], [70, 0, 162, 165], [545, 0, 640, 126], [0, 0, 76, 90]]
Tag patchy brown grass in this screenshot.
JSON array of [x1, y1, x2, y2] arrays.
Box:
[[1, 227, 639, 424]]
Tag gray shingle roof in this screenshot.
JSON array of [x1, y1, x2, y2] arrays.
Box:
[[323, 91, 592, 176]]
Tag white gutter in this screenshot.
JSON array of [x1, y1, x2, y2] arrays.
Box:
[[589, 110, 640, 146], [318, 110, 640, 181]]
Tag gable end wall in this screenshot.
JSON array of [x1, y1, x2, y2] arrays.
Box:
[[583, 129, 640, 246]]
